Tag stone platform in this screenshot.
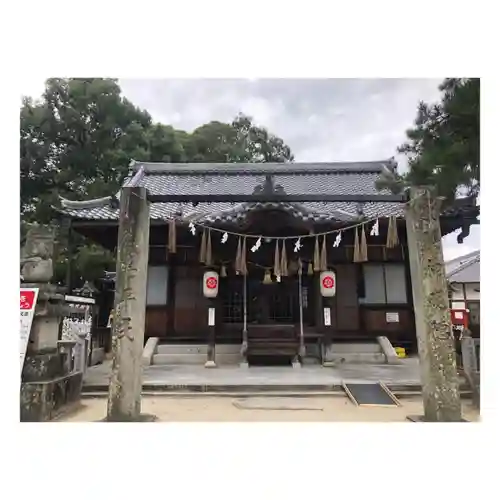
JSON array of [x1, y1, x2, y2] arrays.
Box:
[[82, 358, 440, 394]]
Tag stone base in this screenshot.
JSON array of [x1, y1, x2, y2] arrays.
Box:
[[292, 361, 302, 369], [239, 362, 249, 369], [20, 371, 83, 422], [22, 351, 65, 382], [406, 414, 469, 423], [322, 361, 335, 367], [100, 413, 158, 422], [204, 360, 217, 368]]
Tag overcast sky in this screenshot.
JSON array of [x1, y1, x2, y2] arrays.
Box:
[[21, 77, 479, 259]]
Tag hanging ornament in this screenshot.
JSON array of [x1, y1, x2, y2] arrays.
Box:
[[320, 235, 328, 271], [205, 229, 213, 266], [189, 222, 196, 235], [276, 275, 281, 283], [359, 224, 368, 262], [386, 216, 399, 249], [262, 269, 273, 285], [221, 232, 228, 243], [280, 240, 288, 277], [240, 237, 248, 276], [199, 229, 207, 264], [313, 237, 320, 272], [220, 264, 227, 278], [353, 227, 361, 263], [294, 238, 302, 253], [168, 219, 177, 254], [370, 219, 379, 236], [273, 240, 280, 278], [333, 231, 342, 248], [235, 237, 242, 274], [251, 237, 262, 253]]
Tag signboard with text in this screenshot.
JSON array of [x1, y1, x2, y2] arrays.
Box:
[[20, 288, 39, 375]]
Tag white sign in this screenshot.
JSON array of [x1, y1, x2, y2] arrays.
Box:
[[386, 312, 400, 323], [323, 307, 331, 326], [20, 288, 39, 375], [208, 307, 215, 326]]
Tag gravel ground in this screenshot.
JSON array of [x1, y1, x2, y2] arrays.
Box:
[[58, 395, 480, 422]]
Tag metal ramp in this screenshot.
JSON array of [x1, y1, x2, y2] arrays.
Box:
[[342, 381, 400, 407]]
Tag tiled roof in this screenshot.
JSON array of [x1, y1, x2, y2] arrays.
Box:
[[58, 160, 407, 223], [446, 250, 480, 283], [58, 160, 478, 225]]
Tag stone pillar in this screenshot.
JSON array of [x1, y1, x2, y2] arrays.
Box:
[[405, 186, 462, 422], [106, 186, 153, 422]]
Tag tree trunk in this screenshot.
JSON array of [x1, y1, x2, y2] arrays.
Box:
[[406, 186, 462, 421], [107, 186, 150, 421]]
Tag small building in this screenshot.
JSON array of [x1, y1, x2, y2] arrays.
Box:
[[55, 160, 479, 363], [446, 250, 480, 337]]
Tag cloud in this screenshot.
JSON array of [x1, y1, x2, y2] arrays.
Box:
[[117, 78, 481, 256]]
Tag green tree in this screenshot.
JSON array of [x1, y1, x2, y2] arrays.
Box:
[[188, 114, 294, 163], [381, 78, 480, 422], [21, 81, 294, 287], [379, 78, 479, 202]]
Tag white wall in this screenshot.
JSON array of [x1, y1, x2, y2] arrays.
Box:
[[450, 282, 480, 302], [146, 266, 169, 306]]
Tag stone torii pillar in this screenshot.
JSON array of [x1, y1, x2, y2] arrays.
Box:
[[405, 186, 462, 422], [106, 186, 155, 422]]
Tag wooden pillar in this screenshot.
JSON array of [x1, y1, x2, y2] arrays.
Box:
[[106, 186, 152, 422], [296, 266, 305, 364], [205, 296, 217, 368], [405, 186, 462, 422], [64, 218, 73, 294], [167, 254, 177, 338], [240, 274, 249, 367]]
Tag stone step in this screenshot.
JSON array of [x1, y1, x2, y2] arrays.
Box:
[[156, 344, 241, 355], [328, 343, 382, 354], [152, 352, 241, 365], [327, 353, 387, 364]]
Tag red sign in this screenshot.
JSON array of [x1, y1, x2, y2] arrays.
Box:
[[20, 290, 36, 310], [322, 276, 334, 289], [206, 277, 218, 289]]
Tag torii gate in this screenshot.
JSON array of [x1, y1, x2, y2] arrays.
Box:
[[105, 166, 478, 422]]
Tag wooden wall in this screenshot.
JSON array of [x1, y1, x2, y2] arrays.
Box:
[[144, 249, 417, 349]]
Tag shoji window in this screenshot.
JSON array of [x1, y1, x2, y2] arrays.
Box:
[[360, 264, 407, 304], [146, 266, 169, 306]]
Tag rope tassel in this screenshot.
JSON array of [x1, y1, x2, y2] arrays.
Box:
[[313, 236, 320, 272], [168, 219, 177, 254], [205, 229, 213, 266], [359, 224, 368, 262], [235, 237, 242, 274], [320, 235, 328, 271], [280, 240, 288, 277], [199, 228, 207, 264], [240, 237, 248, 276], [274, 240, 280, 277], [386, 216, 399, 249], [353, 227, 361, 263]]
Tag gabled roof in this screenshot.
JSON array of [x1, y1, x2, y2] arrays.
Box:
[[446, 250, 480, 283], [58, 160, 405, 224]]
